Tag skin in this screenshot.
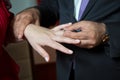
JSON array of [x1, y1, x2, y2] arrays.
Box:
[[24, 23, 80, 62], [64, 21, 106, 49], [13, 8, 106, 61], [12, 8, 40, 40]]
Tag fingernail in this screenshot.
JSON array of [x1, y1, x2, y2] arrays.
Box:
[[18, 35, 22, 39], [68, 22, 72, 25], [75, 39, 80, 43], [68, 50, 73, 54], [45, 57, 49, 62]]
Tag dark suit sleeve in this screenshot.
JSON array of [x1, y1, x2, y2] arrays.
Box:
[[87, 1, 120, 58], [35, 0, 59, 27], [103, 5, 120, 58], [105, 22, 120, 58]]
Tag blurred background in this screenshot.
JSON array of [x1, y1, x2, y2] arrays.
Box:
[[6, 0, 57, 80]]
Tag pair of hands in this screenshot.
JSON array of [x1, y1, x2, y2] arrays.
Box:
[[12, 8, 106, 62], [24, 23, 80, 62]]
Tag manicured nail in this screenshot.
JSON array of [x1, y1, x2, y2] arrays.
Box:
[[68, 50, 73, 54], [75, 39, 80, 43], [18, 35, 22, 39], [68, 22, 72, 25], [45, 57, 49, 62]]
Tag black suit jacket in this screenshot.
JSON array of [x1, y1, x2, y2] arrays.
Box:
[[37, 0, 120, 80]]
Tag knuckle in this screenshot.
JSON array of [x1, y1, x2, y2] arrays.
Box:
[[91, 40, 96, 45], [88, 40, 96, 48], [88, 46, 94, 49], [90, 32, 95, 39]]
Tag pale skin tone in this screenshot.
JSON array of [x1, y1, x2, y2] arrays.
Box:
[[24, 23, 80, 62], [13, 8, 106, 61]]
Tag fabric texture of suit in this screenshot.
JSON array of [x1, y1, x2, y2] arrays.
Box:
[[36, 0, 120, 80]]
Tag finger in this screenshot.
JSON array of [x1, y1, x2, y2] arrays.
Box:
[[13, 15, 33, 39], [47, 41, 73, 54], [64, 24, 81, 31], [52, 36, 80, 44], [52, 22, 72, 31], [35, 20, 40, 26], [33, 44, 50, 62], [64, 31, 89, 40], [65, 21, 87, 31], [78, 40, 93, 49]]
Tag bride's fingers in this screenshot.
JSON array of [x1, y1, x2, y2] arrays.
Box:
[[52, 23, 72, 31], [52, 36, 80, 44], [47, 40, 73, 54], [31, 44, 50, 62]]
